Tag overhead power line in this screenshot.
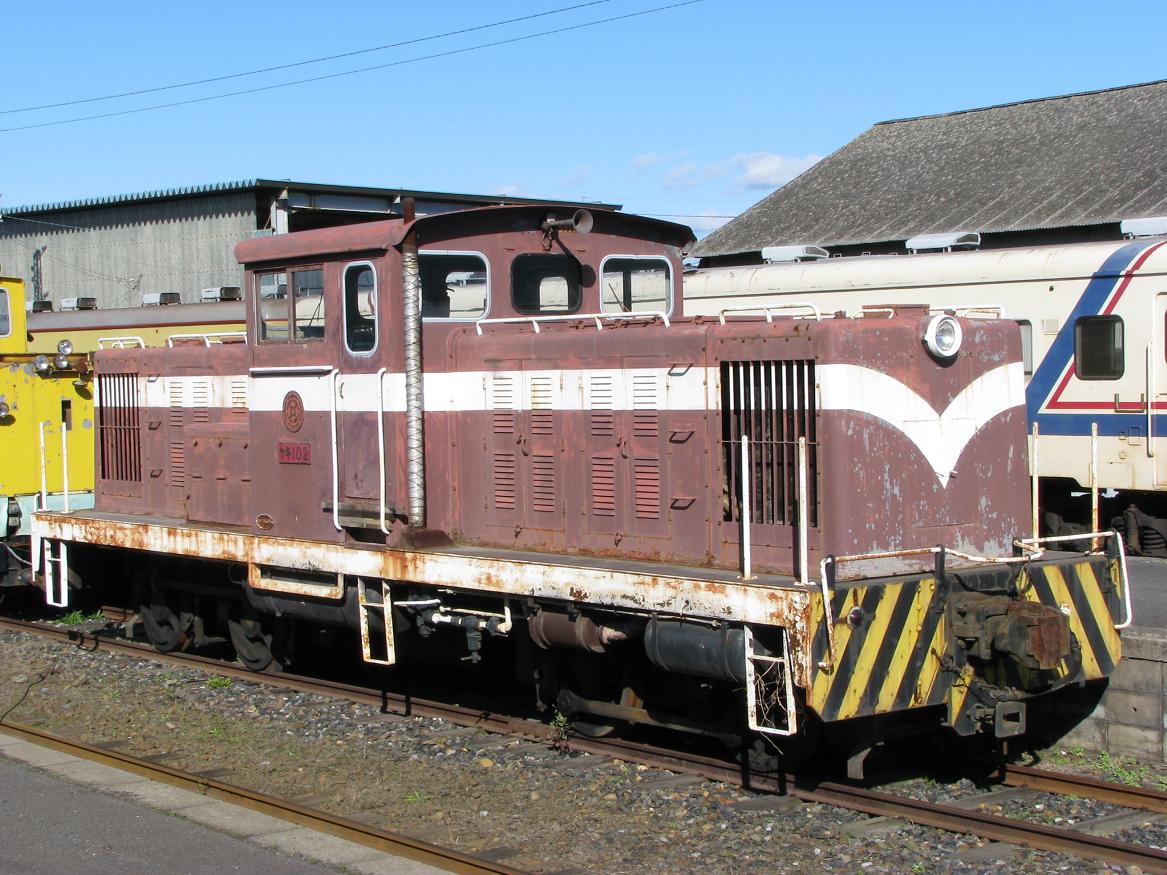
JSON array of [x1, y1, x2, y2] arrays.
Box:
[[0, 1, 614, 116], [0, 1, 703, 134]]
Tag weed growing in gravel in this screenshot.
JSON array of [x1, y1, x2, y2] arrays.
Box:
[[207, 723, 241, 743], [100, 687, 121, 703], [550, 709, 573, 750], [404, 789, 429, 805], [206, 676, 233, 690], [58, 610, 104, 625], [1096, 751, 1151, 786], [911, 862, 926, 874]]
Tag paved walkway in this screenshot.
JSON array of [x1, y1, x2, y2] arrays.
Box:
[[0, 731, 444, 875]]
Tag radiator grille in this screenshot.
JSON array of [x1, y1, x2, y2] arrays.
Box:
[[720, 360, 817, 526], [492, 452, 516, 509], [633, 457, 661, 520], [98, 373, 142, 482]]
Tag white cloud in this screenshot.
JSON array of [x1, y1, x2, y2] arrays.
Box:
[[722, 151, 821, 190], [559, 164, 591, 190], [688, 210, 732, 237], [632, 150, 691, 171], [662, 161, 701, 191]]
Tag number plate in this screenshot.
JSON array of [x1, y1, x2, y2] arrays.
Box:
[[277, 442, 312, 465]]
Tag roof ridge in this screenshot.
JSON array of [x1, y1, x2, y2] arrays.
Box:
[[875, 77, 1167, 126]]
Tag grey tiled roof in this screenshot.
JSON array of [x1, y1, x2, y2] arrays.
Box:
[[693, 79, 1167, 257]]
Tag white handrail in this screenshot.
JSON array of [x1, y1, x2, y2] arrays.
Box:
[[739, 436, 753, 581], [376, 367, 391, 535], [329, 369, 341, 532], [717, 303, 823, 324], [97, 336, 145, 349], [474, 310, 670, 335], [1015, 530, 1133, 630], [166, 331, 247, 347], [248, 365, 334, 376]]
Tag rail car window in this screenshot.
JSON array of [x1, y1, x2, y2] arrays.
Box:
[[255, 268, 325, 343], [344, 263, 377, 353], [419, 252, 488, 319], [1074, 315, 1124, 380], [0, 288, 9, 337], [511, 254, 581, 315], [1017, 320, 1033, 377], [600, 257, 672, 315]]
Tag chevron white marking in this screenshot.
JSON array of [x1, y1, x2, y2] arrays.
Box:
[[817, 363, 1025, 487]]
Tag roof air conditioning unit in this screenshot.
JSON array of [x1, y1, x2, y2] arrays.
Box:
[[30, 300, 53, 313], [59, 297, 98, 311], [1120, 216, 1167, 238], [760, 244, 829, 263], [142, 292, 181, 306], [201, 286, 242, 302], [906, 231, 981, 253]]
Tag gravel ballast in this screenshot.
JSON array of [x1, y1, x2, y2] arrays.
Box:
[[1, 627, 1162, 874]]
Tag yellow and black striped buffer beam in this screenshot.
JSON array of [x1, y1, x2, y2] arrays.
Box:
[[1016, 556, 1122, 683], [808, 576, 950, 723]]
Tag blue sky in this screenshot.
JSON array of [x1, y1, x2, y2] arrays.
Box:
[[3, 1, 1167, 236]]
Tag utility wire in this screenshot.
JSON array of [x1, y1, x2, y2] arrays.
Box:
[[0, 214, 94, 231], [0, 1, 613, 116], [0, 1, 704, 134]]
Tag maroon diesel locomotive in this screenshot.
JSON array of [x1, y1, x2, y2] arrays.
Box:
[[33, 205, 1129, 763]]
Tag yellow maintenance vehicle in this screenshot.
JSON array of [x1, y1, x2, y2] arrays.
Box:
[[0, 278, 244, 593]]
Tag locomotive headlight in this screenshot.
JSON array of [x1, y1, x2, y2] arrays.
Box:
[[33, 354, 51, 373], [57, 339, 73, 356], [923, 314, 963, 360], [0, 401, 9, 418], [54, 354, 71, 370]]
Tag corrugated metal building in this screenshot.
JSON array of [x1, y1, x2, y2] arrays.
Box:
[[693, 79, 1167, 265], [0, 179, 615, 309]]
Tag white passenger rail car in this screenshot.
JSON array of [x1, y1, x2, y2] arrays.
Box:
[[683, 237, 1167, 552]]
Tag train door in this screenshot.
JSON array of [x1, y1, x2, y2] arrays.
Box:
[[335, 262, 387, 509], [1152, 293, 1167, 486]]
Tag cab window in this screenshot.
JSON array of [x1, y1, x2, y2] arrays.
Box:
[[512, 253, 581, 315], [0, 288, 10, 337], [419, 252, 488, 319], [344, 263, 377, 353], [1074, 315, 1123, 380], [600, 256, 672, 315], [1017, 320, 1033, 377], [255, 267, 325, 343]]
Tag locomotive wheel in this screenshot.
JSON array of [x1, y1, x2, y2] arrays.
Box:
[[228, 612, 287, 672], [140, 593, 190, 653]]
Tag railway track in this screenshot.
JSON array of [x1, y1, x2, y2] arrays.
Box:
[[3, 614, 1166, 872], [0, 718, 523, 874]]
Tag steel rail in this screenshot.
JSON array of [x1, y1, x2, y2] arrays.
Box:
[[0, 719, 526, 875], [4, 616, 1166, 871], [1000, 762, 1167, 814]]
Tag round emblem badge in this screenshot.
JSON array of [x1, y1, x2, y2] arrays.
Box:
[[282, 391, 304, 433]]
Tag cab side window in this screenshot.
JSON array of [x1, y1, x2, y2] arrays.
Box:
[[1074, 315, 1123, 380], [512, 253, 581, 315], [255, 267, 325, 343], [0, 288, 10, 337]]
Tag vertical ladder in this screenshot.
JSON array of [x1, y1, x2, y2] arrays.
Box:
[[357, 579, 396, 665], [42, 540, 69, 609], [743, 626, 798, 736]]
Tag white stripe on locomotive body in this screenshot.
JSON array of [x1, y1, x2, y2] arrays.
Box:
[[818, 363, 1024, 487], [131, 363, 1025, 488], [684, 237, 1167, 492]]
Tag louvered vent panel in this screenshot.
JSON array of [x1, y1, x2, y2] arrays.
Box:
[[634, 457, 661, 520], [191, 379, 211, 424], [491, 375, 516, 434], [229, 378, 248, 409], [588, 374, 615, 437], [720, 359, 818, 527], [632, 373, 660, 438], [97, 373, 142, 482], [169, 442, 186, 488], [591, 454, 616, 517], [168, 380, 183, 428], [530, 375, 554, 436], [493, 453, 516, 510], [531, 454, 557, 513]]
